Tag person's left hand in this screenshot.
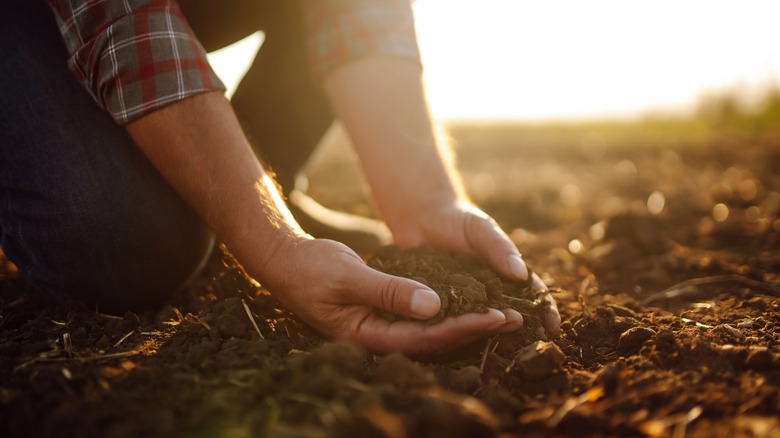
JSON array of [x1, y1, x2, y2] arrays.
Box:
[[389, 198, 562, 337]]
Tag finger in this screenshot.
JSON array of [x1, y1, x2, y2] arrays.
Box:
[[353, 308, 508, 354], [497, 308, 524, 333], [463, 213, 529, 282], [542, 293, 561, 336], [530, 272, 547, 290], [344, 263, 441, 320], [527, 273, 561, 336]]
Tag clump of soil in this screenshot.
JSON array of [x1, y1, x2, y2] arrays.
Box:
[[367, 245, 551, 332]]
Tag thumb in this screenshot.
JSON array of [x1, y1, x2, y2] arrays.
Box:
[[347, 264, 441, 320], [464, 213, 529, 282]]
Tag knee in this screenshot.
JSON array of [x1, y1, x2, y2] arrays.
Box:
[[4, 183, 214, 313], [82, 207, 215, 313]]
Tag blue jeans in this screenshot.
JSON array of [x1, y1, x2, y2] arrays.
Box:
[[0, 0, 215, 312]]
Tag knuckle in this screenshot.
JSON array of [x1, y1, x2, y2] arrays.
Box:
[[377, 276, 404, 312], [467, 213, 495, 237], [464, 212, 509, 252]]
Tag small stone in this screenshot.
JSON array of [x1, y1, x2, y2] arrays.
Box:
[[617, 327, 656, 352], [513, 341, 565, 379], [735, 319, 756, 329], [656, 329, 675, 344], [716, 324, 744, 339], [611, 316, 641, 333]]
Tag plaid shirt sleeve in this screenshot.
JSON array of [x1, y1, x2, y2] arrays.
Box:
[[45, 0, 225, 126], [302, 0, 422, 80]]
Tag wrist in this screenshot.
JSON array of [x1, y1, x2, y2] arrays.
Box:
[[237, 230, 313, 291]]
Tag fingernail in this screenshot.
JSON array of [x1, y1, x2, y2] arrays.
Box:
[[486, 308, 508, 329], [507, 254, 528, 280], [531, 273, 547, 290], [503, 309, 524, 325], [410, 289, 440, 318]]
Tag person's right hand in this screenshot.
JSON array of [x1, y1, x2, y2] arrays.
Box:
[[258, 236, 525, 355]]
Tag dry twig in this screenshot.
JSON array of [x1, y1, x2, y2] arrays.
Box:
[[97, 312, 123, 321], [642, 274, 780, 306], [113, 330, 135, 349], [14, 348, 142, 372], [242, 298, 265, 339], [184, 313, 211, 332], [640, 406, 703, 438], [139, 330, 163, 336], [62, 333, 73, 358], [479, 336, 496, 373]]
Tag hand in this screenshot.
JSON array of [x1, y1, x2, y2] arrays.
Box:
[[389, 198, 561, 337], [322, 56, 560, 338], [261, 237, 524, 354]]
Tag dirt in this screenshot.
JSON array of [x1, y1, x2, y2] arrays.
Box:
[[367, 244, 550, 331], [1, 123, 780, 437]]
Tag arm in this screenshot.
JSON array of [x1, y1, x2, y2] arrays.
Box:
[[126, 91, 299, 272], [325, 57, 561, 336], [47, 0, 522, 353], [126, 91, 521, 353]]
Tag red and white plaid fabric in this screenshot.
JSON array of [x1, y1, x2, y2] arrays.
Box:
[[45, 0, 421, 126], [45, 0, 222, 125], [304, 0, 421, 79]]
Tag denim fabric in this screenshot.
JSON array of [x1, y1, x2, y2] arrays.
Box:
[[0, 0, 214, 312]]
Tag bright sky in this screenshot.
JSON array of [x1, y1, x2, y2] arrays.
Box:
[[208, 0, 780, 122]]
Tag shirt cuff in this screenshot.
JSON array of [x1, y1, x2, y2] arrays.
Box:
[[66, 2, 225, 125], [303, 0, 422, 81]]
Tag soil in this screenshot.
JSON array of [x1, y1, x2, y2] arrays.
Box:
[[366, 244, 550, 331], [2, 123, 780, 438]]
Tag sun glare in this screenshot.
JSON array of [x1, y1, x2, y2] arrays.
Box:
[[207, 0, 780, 122], [413, 0, 780, 121]]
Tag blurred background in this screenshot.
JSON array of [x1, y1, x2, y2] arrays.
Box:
[[208, 0, 780, 123], [205, 0, 780, 266]]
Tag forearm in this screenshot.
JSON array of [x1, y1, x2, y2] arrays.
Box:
[[126, 91, 307, 278], [324, 57, 466, 236]]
